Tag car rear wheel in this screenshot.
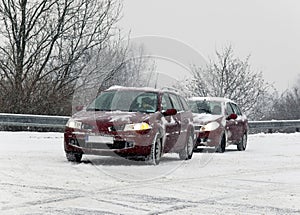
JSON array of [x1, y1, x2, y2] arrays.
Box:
[[147, 136, 162, 165], [66, 152, 82, 162], [179, 133, 194, 160], [237, 133, 247, 151], [216, 135, 226, 153]]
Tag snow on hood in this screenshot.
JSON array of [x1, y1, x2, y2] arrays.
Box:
[[193, 113, 224, 125], [72, 110, 152, 124]]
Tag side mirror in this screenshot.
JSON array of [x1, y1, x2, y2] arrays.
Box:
[[162, 108, 177, 116], [227, 113, 237, 120]]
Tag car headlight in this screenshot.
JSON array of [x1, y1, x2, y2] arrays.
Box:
[[200, 121, 219, 132], [66, 119, 82, 129], [124, 122, 152, 131]]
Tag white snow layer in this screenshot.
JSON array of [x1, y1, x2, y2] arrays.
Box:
[[0, 131, 300, 214]]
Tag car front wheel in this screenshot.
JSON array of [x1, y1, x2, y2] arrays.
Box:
[[179, 133, 194, 160], [147, 136, 162, 165], [237, 133, 247, 151], [66, 152, 82, 162], [216, 134, 226, 153]]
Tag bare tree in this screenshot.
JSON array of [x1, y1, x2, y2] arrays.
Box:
[[72, 42, 156, 111], [105, 44, 156, 88], [268, 85, 300, 120], [0, 0, 122, 115], [251, 89, 278, 120], [182, 46, 269, 119]]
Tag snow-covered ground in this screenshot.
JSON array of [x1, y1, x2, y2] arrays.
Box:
[[0, 132, 300, 215]]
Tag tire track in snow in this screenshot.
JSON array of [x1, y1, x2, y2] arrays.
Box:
[[1, 195, 84, 211], [2, 163, 299, 213]]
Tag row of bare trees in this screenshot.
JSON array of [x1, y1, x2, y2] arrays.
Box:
[[0, 0, 119, 115], [265, 84, 300, 120], [0, 0, 155, 115], [0, 1, 298, 119]]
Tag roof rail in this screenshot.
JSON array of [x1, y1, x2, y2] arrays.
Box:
[[107, 85, 123, 90], [161, 87, 179, 93]]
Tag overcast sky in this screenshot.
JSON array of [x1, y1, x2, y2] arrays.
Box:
[[119, 0, 300, 92]]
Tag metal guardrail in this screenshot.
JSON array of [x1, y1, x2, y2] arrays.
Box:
[[0, 113, 69, 132], [0, 113, 299, 133], [248, 120, 300, 133]]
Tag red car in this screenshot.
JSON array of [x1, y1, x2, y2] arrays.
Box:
[[188, 97, 249, 152], [64, 86, 194, 165]]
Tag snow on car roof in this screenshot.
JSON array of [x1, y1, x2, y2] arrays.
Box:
[[106, 85, 180, 94], [188, 96, 236, 104], [106, 85, 160, 92]]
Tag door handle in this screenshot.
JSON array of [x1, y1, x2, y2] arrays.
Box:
[[173, 116, 180, 125]]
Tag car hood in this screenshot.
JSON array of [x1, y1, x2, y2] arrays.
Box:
[[192, 113, 225, 125]]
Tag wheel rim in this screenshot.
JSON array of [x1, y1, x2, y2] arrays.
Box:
[[218, 135, 226, 152], [222, 136, 226, 150], [155, 140, 161, 162], [243, 134, 247, 149], [187, 135, 193, 156]]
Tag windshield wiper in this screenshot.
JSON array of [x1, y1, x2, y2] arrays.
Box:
[[198, 108, 211, 114], [110, 109, 124, 112], [86, 108, 110, 111]]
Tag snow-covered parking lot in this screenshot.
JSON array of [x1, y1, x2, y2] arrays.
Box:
[[1, 131, 300, 215]]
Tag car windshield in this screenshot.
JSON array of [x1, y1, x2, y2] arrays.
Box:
[[86, 90, 158, 113], [188, 100, 222, 115]]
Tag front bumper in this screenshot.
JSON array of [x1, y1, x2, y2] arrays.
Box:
[[194, 131, 220, 147], [64, 128, 155, 157]]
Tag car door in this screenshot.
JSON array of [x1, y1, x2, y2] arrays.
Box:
[[225, 102, 238, 144], [168, 93, 187, 151], [161, 93, 180, 152], [231, 103, 246, 141], [178, 95, 193, 143]]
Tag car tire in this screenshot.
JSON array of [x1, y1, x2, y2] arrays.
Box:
[[147, 136, 162, 165], [66, 152, 82, 162], [237, 133, 247, 151], [216, 134, 226, 153], [179, 133, 194, 160]]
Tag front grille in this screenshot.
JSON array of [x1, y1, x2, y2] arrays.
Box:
[[73, 139, 133, 150], [112, 141, 126, 149], [108, 125, 125, 132], [194, 125, 202, 131]]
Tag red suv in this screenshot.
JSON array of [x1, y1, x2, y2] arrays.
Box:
[[188, 97, 248, 152], [64, 86, 194, 165]]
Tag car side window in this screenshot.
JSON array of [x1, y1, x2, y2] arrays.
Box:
[[161, 93, 173, 111], [231, 103, 242, 116], [226, 102, 234, 115], [169, 94, 183, 111], [179, 96, 190, 111]]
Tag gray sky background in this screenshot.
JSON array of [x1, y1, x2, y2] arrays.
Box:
[[119, 0, 300, 92]]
